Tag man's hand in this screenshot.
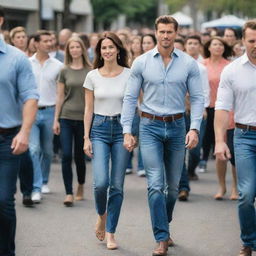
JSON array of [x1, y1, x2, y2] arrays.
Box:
[[214, 141, 231, 161], [53, 120, 60, 135], [11, 130, 29, 155], [123, 133, 137, 152], [185, 130, 199, 149]]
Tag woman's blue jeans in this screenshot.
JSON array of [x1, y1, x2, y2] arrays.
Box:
[[90, 114, 130, 233]]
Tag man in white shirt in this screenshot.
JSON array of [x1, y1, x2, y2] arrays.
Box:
[[215, 20, 256, 256], [29, 31, 63, 203]]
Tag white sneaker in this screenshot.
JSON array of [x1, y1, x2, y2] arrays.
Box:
[[126, 168, 132, 174], [137, 170, 146, 177], [42, 184, 50, 194], [32, 192, 41, 203]]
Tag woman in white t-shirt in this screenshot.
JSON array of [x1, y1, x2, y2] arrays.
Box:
[[83, 32, 132, 250]]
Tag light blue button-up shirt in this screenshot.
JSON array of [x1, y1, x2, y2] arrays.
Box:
[[0, 39, 38, 128], [121, 47, 204, 133]]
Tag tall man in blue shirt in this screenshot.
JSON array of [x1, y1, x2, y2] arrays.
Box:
[[0, 6, 38, 256], [121, 15, 204, 256]]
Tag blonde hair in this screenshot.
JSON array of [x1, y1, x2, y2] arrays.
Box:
[[10, 26, 26, 40], [64, 36, 91, 68]]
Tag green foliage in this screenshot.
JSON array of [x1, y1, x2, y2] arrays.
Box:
[[91, 0, 158, 29]]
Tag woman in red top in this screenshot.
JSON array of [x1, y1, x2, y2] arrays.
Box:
[[200, 37, 237, 199]]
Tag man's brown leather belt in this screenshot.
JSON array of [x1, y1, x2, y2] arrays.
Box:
[[141, 112, 183, 122], [38, 105, 55, 110], [235, 123, 256, 131], [0, 126, 20, 134]]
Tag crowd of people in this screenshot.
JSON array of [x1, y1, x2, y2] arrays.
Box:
[[0, 4, 256, 256]]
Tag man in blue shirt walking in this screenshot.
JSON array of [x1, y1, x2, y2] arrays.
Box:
[[121, 15, 204, 256], [0, 6, 38, 256]]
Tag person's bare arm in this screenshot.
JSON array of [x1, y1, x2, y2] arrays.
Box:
[[83, 89, 94, 158], [214, 110, 231, 161], [11, 99, 38, 155]]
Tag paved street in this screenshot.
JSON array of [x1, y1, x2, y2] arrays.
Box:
[[15, 158, 252, 256]]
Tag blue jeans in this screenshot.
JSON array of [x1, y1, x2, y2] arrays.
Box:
[[19, 150, 33, 196], [59, 119, 86, 195], [29, 107, 54, 192], [234, 128, 256, 250], [139, 116, 186, 242], [127, 147, 144, 171], [0, 128, 21, 256], [90, 115, 130, 233]]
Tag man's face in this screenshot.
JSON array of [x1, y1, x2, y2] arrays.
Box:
[[12, 31, 27, 50], [243, 28, 256, 62], [155, 23, 177, 49], [185, 39, 201, 57], [223, 29, 236, 46], [36, 35, 52, 53]]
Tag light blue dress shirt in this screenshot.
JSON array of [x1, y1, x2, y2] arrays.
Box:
[[0, 39, 38, 128], [121, 47, 204, 133]]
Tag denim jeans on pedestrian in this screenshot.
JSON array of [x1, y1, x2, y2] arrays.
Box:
[[29, 107, 54, 192], [19, 149, 33, 196], [0, 128, 21, 256], [90, 114, 130, 233], [234, 128, 256, 250], [59, 119, 86, 195], [127, 147, 144, 171], [139, 116, 186, 242]]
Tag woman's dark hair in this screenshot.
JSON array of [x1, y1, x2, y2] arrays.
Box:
[[141, 34, 157, 46], [79, 33, 90, 49], [93, 31, 129, 69], [204, 36, 233, 59]]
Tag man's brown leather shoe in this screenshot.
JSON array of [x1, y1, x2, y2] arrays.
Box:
[[152, 241, 168, 256], [178, 190, 189, 201], [239, 246, 252, 256]]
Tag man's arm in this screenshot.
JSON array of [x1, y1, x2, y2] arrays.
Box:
[[11, 99, 38, 154], [214, 110, 230, 161], [186, 60, 204, 149]]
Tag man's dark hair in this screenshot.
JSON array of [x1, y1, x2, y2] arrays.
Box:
[[185, 34, 202, 45], [34, 30, 52, 42], [155, 15, 178, 31], [242, 20, 256, 38], [0, 5, 5, 18]]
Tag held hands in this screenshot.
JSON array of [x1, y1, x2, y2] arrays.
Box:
[[53, 120, 60, 135], [123, 133, 137, 152], [84, 137, 93, 158], [11, 130, 29, 155], [185, 130, 199, 149], [214, 141, 231, 161]]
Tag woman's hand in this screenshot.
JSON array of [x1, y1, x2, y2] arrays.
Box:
[[84, 137, 93, 158], [53, 120, 60, 135]]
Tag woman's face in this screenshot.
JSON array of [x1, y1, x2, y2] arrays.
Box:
[[100, 38, 119, 63], [233, 43, 244, 57], [208, 39, 225, 57], [131, 38, 141, 54], [142, 36, 155, 52], [69, 41, 83, 59]]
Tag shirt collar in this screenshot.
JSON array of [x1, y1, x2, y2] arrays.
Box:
[[241, 53, 249, 65], [30, 53, 52, 63], [152, 46, 179, 58], [0, 38, 7, 54]]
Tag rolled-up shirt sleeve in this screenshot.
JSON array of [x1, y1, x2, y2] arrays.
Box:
[[215, 66, 234, 111], [17, 55, 39, 103], [187, 60, 204, 131], [121, 59, 143, 134]]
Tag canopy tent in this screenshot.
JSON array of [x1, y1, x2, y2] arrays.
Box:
[[171, 12, 193, 26], [201, 15, 246, 29]]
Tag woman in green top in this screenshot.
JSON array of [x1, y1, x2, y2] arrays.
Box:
[[53, 37, 91, 206]]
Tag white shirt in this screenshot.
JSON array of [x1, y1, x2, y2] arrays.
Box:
[[29, 54, 63, 107], [83, 68, 130, 116], [197, 62, 210, 108], [215, 53, 256, 126]]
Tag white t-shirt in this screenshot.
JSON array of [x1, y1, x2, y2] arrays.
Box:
[[83, 67, 130, 116]]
